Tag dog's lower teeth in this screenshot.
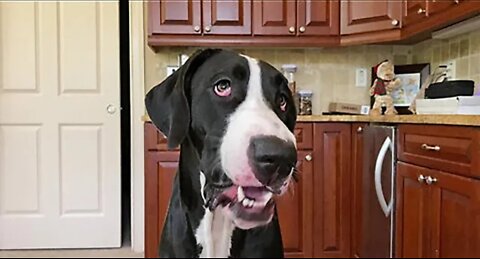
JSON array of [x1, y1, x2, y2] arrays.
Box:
[[242, 199, 250, 207]]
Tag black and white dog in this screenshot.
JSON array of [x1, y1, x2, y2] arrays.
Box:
[[145, 49, 298, 258]]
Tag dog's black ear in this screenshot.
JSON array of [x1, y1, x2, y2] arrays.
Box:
[[145, 48, 221, 149]]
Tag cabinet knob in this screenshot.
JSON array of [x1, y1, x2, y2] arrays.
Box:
[[357, 126, 363, 133], [454, 0, 460, 4], [418, 174, 427, 183], [289, 26, 295, 33], [193, 25, 201, 32], [426, 176, 438, 185], [299, 26, 306, 33], [391, 19, 400, 26], [417, 8, 426, 14], [205, 26, 212, 33], [305, 154, 313, 162]]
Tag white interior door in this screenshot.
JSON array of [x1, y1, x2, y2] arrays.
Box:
[[0, 1, 121, 249]]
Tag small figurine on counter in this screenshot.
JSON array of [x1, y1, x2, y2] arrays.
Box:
[[369, 60, 401, 116]]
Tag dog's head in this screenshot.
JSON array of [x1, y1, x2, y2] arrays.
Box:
[[145, 49, 297, 230]]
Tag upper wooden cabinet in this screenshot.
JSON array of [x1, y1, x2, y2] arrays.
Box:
[[203, 0, 252, 35], [148, 0, 480, 47], [149, 0, 201, 35], [340, 0, 403, 35], [297, 0, 340, 36]]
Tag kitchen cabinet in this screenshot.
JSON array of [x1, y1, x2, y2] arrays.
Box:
[[149, 0, 251, 36], [277, 123, 314, 258], [144, 123, 179, 258], [340, 0, 403, 35], [313, 123, 352, 258], [403, 0, 428, 27], [396, 124, 480, 258], [203, 0, 252, 35], [148, 0, 201, 35], [253, 0, 339, 36], [396, 162, 480, 258]]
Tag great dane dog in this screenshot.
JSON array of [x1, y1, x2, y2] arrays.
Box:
[[145, 48, 298, 258]]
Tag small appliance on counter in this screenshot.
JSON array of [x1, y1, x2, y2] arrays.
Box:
[[425, 80, 475, 99], [328, 102, 370, 115]]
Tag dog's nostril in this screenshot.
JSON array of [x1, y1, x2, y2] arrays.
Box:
[[248, 135, 297, 186]]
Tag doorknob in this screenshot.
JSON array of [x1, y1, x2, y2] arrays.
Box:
[[106, 104, 117, 114]]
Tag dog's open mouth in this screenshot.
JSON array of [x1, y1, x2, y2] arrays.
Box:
[[208, 185, 276, 229]]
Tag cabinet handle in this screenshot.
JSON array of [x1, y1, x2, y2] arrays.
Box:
[[391, 19, 400, 26], [417, 8, 426, 15], [418, 174, 427, 183], [299, 26, 306, 33], [426, 176, 438, 185], [305, 154, 313, 162], [357, 126, 363, 133], [193, 26, 201, 33], [421, 144, 441, 152], [289, 26, 295, 33], [205, 26, 212, 33]]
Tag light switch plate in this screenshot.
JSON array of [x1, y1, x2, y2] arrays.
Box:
[[166, 66, 179, 77], [356, 68, 368, 87]]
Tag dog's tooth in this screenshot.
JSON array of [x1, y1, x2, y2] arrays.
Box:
[[242, 198, 250, 207], [248, 200, 254, 208], [238, 186, 245, 201]]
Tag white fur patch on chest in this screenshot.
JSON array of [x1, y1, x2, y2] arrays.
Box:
[[195, 208, 236, 258], [196, 172, 236, 258]]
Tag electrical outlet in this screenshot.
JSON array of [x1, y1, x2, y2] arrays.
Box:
[[166, 66, 179, 77], [355, 68, 368, 87], [445, 60, 457, 80]]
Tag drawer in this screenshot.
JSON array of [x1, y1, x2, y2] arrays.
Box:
[[398, 124, 480, 178], [145, 122, 177, 151], [294, 123, 313, 150], [145, 122, 313, 151]]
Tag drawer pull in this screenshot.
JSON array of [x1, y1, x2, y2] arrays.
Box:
[[418, 174, 427, 183], [421, 144, 441, 152], [426, 176, 438, 185]]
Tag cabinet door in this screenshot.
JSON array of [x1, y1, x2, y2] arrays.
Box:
[[428, 0, 459, 16], [403, 0, 429, 26], [313, 124, 352, 258], [297, 0, 339, 36], [253, 0, 297, 36], [429, 170, 480, 258], [203, 0, 252, 35], [145, 152, 179, 258], [149, 0, 201, 35], [340, 0, 402, 35], [276, 151, 314, 258], [396, 162, 431, 258]]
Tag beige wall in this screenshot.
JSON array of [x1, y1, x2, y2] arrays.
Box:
[[412, 30, 480, 94], [144, 44, 413, 114]]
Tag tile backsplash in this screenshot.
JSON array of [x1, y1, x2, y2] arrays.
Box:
[[145, 45, 411, 114], [144, 31, 479, 115]]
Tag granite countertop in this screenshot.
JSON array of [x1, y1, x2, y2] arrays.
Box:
[[142, 114, 480, 127]]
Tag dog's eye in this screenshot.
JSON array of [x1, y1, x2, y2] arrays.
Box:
[[279, 94, 287, 112], [214, 79, 232, 97]]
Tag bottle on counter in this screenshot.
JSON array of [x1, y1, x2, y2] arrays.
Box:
[[281, 64, 299, 113], [297, 90, 313, 115]]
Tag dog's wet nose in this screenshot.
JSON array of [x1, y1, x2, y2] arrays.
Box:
[[248, 136, 297, 186]]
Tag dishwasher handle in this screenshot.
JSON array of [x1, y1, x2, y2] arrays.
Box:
[[375, 137, 394, 217]]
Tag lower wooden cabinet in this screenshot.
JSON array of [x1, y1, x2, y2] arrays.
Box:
[[313, 123, 352, 258], [396, 162, 480, 258], [276, 150, 314, 258]]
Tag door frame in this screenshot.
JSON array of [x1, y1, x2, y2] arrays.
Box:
[[129, 1, 146, 253]]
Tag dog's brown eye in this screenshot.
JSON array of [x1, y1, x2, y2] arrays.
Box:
[[279, 95, 287, 112], [214, 79, 232, 97]]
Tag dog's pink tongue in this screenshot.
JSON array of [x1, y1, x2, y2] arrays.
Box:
[[222, 185, 238, 200]]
